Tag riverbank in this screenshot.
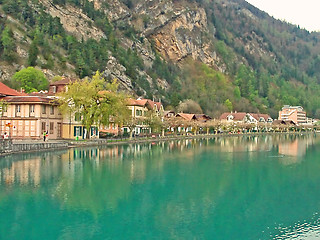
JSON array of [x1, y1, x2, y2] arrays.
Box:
[[0, 131, 317, 156]]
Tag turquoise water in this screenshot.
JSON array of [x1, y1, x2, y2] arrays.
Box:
[[1, 134, 320, 239]]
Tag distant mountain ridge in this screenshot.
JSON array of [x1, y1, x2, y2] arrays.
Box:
[[1, 0, 320, 118]]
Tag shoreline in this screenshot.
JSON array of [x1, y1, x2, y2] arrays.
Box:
[[0, 131, 317, 157]]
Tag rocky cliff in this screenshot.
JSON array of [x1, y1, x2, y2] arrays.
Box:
[[1, 0, 320, 117]]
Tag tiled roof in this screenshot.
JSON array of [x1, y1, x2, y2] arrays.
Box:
[[50, 77, 77, 86], [176, 113, 196, 121], [1, 96, 54, 104], [220, 112, 246, 121], [127, 98, 163, 110], [0, 82, 26, 96], [194, 114, 212, 120], [250, 113, 271, 121]]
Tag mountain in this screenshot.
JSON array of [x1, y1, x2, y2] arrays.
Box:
[[1, 0, 320, 118]]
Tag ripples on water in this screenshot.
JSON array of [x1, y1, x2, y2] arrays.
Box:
[[1, 134, 320, 239], [271, 214, 320, 239]]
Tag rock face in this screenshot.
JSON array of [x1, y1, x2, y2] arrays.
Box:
[[39, 0, 105, 41], [149, 8, 216, 65], [103, 56, 134, 92]]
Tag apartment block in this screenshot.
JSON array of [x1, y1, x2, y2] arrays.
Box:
[[278, 105, 306, 125]]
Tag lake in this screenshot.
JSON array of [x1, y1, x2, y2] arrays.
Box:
[[1, 134, 320, 239]]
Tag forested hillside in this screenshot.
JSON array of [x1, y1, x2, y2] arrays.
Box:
[[1, 0, 320, 118]]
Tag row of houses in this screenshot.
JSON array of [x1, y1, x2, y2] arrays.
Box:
[[0, 78, 316, 140]]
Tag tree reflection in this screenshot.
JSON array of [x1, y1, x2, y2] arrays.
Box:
[[1, 134, 320, 239]]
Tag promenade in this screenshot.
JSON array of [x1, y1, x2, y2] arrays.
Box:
[[0, 131, 316, 157]]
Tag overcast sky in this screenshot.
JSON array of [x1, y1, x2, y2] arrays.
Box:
[[245, 0, 320, 32]]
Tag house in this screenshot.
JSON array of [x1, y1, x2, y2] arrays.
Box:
[[0, 95, 62, 139], [194, 114, 212, 122], [219, 112, 247, 123], [175, 113, 197, 121], [278, 105, 306, 125], [163, 110, 175, 119], [123, 98, 164, 135], [248, 113, 273, 123], [48, 77, 77, 95], [220, 112, 272, 124]]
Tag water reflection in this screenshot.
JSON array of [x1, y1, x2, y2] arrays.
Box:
[[0, 134, 318, 188], [1, 134, 320, 239]]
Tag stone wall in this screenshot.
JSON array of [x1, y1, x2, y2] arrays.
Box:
[[0, 139, 13, 155], [12, 142, 69, 153]]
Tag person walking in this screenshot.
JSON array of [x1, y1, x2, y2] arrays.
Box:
[[43, 131, 46, 142], [46, 130, 49, 141]]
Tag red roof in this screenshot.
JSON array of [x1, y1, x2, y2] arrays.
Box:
[[1, 96, 54, 104], [0, 82, 26, 96], [220, 112, 246, 121]]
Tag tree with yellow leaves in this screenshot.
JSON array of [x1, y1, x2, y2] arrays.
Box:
[[58, 72, 129, 138]]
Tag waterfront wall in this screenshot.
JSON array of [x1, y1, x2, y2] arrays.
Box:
[[0, 140, 69, 156], [0, 139, 12, 155], [12, 142, 69, 153]]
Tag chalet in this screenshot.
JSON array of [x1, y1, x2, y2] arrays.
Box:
[[122, 98, 164, 136], [219, 112, 247, 123]]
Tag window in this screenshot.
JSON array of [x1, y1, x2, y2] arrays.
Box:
[[1, 105, 7, 113], [41, 122, 46, 132], [16, 105, 21, 113], [50, 106, 54, 115], [57, 123, 61, 138], [42, 105, 46, 114], [136, 109, 143, 116], [30, 105, 35, 114], [50, 122, 54, 134], [52, 86, 56, 93], [74, 126, 82, 137], [75, 112, 81, 122]]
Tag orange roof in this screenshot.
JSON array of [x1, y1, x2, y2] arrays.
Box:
[[127, 98, 163, 110], [220, 112, 246, 121], [176, 113, 196, 121], [0, 82, 26, 96]]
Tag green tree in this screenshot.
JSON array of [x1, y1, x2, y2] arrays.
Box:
[[28, 39, 39, 66], [58, 72, 129, 138], [12, 67, 49, 93], [224, 99, 233, 111], [1, 26, 16, 62]]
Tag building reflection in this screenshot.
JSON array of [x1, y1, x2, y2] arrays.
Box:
[[1, 135, 319, 187], [0, 134, 319, 214]]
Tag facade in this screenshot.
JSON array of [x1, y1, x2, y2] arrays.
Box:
[[220, 112, 272, 124], [48, 77, 76, 95], [61, 112, 98, 139], [0, 96, 62, 139], [278, 106, 307, 125]]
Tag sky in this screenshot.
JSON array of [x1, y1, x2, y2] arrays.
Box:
[[245, 0, 320, 32]]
